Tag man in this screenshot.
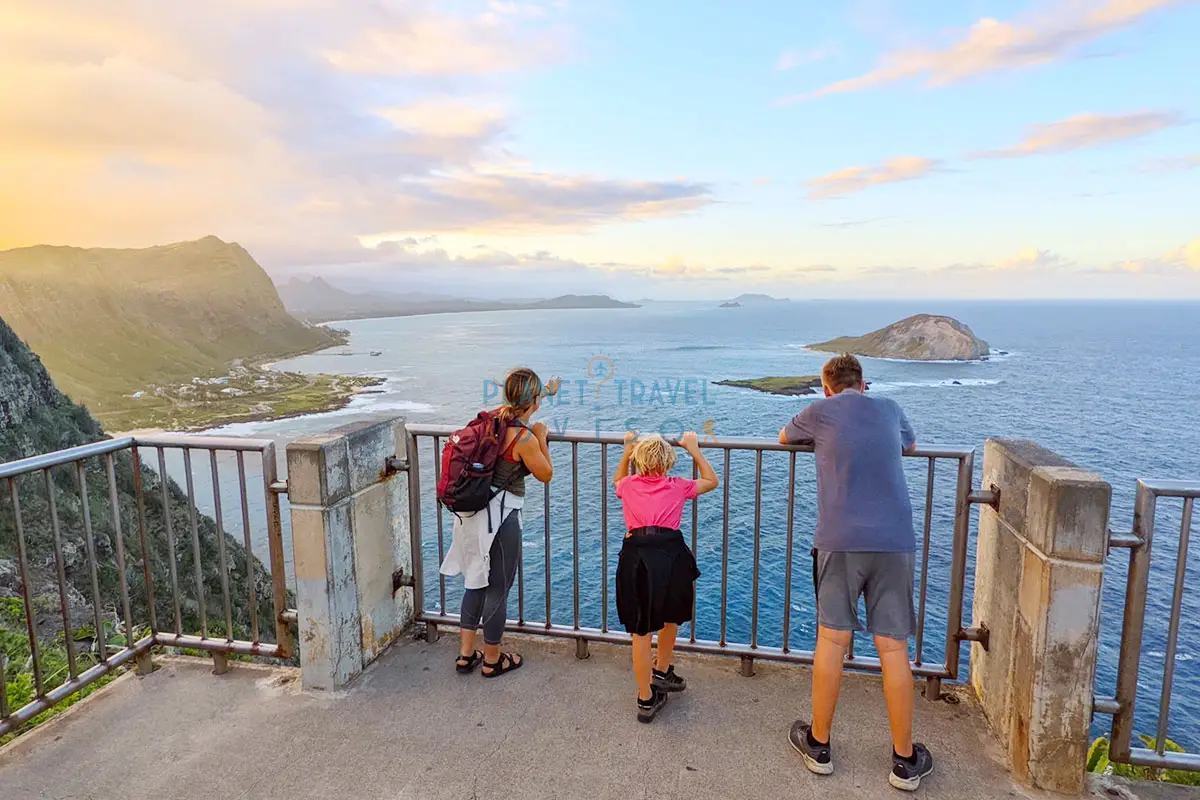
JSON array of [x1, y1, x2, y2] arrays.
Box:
[[778, 353, 934, 792]]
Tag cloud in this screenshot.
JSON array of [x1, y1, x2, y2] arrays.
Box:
[[806, 156, 941, 199], [1142, 154, 1200, 172], [976, 112, 1185, 158], [322, 3, 567, 76], [376, 97, 507, 139], [775, 45, 838, 71], [0, 1, 711, 261], [818, 217, 892, 229], [783, 0, 1187, 102], [860, 248, 1075, 277], [1107, 237, 1200, 273]]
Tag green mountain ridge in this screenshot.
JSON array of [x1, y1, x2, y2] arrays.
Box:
[[0, 236, 344, 425], [1, 314, 277, 737]]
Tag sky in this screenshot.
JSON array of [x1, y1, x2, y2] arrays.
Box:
[[0, 0, 1197, 299]]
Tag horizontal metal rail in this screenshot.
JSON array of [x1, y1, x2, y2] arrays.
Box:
[[0, 434, 292, 739], [405, 425, 979, 690], [405, 424, 975, 460], [1105, 479, 1200, 772]]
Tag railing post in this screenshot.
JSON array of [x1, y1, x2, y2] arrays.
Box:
[[971, 439, 1110, 794], [943, 449, 975, 681], [1110, 482, 1155, 762], [287, 415, 412, 691], [262, 443, 294, 660]]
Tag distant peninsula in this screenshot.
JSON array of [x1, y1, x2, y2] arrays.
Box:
[[715, 376, 823, 396], [808, 314, 990, 361], [718, 300, 742, 308], [277, 277, 638, 323]]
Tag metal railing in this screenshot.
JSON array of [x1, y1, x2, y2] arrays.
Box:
[[1097, 479, 1199, 771], [0, 434, 292, 738], [405, 424, 992, 690]]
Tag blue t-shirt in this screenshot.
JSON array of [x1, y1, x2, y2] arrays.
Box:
[[783, 390, 916, 552]]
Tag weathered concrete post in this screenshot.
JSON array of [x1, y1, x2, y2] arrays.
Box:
[[971, 439, 1111, 794], [286, 416, 413, 691]]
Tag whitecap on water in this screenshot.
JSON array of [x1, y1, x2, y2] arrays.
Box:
[[868, 378, 1003, 392]]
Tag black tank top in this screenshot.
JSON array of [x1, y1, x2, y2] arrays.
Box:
[[491, 419, 532, 496]]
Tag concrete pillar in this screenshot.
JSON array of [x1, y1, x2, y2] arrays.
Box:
[[971, 439, 1111, 795], [286, 416, 413, 691]]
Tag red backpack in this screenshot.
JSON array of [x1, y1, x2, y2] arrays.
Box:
[[436, 410, 510, 513]]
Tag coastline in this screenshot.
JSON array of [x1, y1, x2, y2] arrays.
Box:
[[99, 332, 384, 435], [106, 377, 384, 437]]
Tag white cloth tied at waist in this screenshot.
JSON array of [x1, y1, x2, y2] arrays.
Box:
[[439, 490, 524, 590]]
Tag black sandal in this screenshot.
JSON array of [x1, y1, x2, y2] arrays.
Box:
[[481, 652, 523, 678], [455, 650, 484, 674]]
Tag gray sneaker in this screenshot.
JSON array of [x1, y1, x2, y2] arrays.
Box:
[[889, 743, 934, 791], [636, 686, 668, 723], [788, 720, 833, 775], [652, 664, 687, 692]]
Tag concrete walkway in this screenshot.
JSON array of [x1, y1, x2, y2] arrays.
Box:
[[0, 633, 1176, 799]]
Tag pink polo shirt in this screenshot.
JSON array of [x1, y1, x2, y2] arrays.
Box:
[[615, 474, 698, 530]]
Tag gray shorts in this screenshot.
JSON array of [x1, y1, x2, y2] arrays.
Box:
[[813, 550, 916, 641]]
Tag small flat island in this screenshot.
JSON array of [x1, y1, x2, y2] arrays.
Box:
[[808, 314, 990, 361], [715, 376, 823, 396], [718, 300, 742, 308]]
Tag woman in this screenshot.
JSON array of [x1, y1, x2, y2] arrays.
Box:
[[440, 367, 555, 677]]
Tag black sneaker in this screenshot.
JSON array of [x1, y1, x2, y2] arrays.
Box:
[[889, 743, 934, 791], [788, 720, 833, 775], [637, 686, 669, 723], [652, 664, 687, 692]]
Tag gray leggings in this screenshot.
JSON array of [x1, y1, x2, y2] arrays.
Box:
[[460, 509, 521, 646]]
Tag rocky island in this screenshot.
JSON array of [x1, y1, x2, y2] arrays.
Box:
[[715, 376, 823, 396], [808, 314, 990, 361], [718, 301, 742, 308]]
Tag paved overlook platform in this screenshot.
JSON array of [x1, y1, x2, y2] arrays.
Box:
[[0, 634, 1184, 800]]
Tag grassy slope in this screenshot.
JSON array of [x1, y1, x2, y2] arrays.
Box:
[[2, 315, 280, 738], [0, 236, 342, 424]]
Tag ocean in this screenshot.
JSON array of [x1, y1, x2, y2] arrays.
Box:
[[196, 300, 1199, 747]]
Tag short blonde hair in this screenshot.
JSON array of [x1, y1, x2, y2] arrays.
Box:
[[631, 434, 676, 477], [822, 353, 864, 392]]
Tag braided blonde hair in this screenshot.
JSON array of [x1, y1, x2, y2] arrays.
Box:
[[631, 434, 676, 477]]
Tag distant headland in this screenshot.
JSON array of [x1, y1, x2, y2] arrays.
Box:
[[277, 277, 638, 323]]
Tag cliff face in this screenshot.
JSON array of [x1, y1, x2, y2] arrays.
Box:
[[0, 313, 275, 649], [809, 314, 990, 361], [0, 236, 342, 421]]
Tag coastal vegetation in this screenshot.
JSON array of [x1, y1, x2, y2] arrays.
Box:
[[714, 376, 823, 396], [1, 314, 280, 740], [1088, 735, 1200, 787]]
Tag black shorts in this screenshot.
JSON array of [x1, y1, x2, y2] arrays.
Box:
[[616, 528, 700, 636]]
